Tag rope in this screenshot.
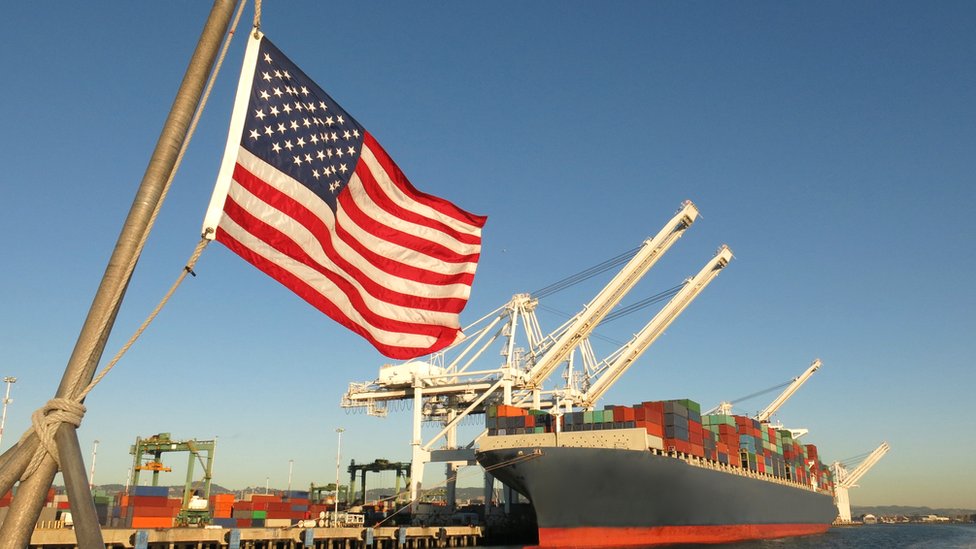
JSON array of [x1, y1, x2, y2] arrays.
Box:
[[15, 0, 248, 481], [253, 0, 262, 37]]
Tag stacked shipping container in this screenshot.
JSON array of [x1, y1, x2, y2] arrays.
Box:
[[232, 491, 311, 528], [486, 399, 834, 492], [118, 485, 179, 529]]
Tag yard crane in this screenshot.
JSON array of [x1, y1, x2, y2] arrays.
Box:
[[831, 442, 890, 523]]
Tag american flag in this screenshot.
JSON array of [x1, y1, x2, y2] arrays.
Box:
[[203, 34, 486, 359]]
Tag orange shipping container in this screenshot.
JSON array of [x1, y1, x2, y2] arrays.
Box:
[[130, 516, 174, 529]]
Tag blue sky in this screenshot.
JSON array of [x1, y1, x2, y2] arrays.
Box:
[[1, 2, 974, 509]]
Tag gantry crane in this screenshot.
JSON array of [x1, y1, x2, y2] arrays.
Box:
[[831, 442, 890, 523], [755, 359, 822, 422], [130, 433, 217, 526], [558, 245, 733, 410], [341, 200, 730, 509], [706, 359, 822, 427]]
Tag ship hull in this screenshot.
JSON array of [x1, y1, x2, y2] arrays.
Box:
[[478, 446, 836, 548]]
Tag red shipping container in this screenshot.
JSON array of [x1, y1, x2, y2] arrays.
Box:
[[129, 505, 177, 518], [644, 422, 664, 438], [129, 496, 170, 507]]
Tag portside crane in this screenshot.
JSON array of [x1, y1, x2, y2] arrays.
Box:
[[574, 245, 733, 409], [755, 359, 822, 422], [339, 200, 727, 510], [706, 359, 822, 422], [831, 442, 890, 523], [521, 200, 699, 390]]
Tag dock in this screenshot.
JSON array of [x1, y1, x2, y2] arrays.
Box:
[[29, 525, 483, 549]]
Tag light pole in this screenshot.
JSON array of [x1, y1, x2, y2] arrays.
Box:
[[88, 440, 100, 490], [265, 476, 269, 495], [287, 459, 294, 495], [334, 427, 345, 527], [0, 376, 17, 449]]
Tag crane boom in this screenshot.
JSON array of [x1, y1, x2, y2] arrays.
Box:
[[523, 200, 699, 388], [754, 359, 822, 422], [839, 442, 890, 488], [581, 245, 733, 407]]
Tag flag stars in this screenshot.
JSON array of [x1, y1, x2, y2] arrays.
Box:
[[330, 181, 341, 193], [283, 104, 292, 115], [325, 116, 335, 126], [263, 53, 272, 63], [339, 163, 348, 174], [293, 155, 303, 166], [272, 87, 283, 97], [336, 115, 345, 125], [335, 148, 344, 158], [262, 71, 272, 82], [342, 130, 351, 140], [346, 146, 356, 155], [296, 137, 306, 147], [331, 132, 339, 142], [319, 101, 328, 111], [300, 86, 310, 96], [294, 102, 304, 112], [310, 134, 319, 145], [272, 142, 282, 153], [249, 129, 260, 140], [303, 118, 312, 128], [284, 140, 294, 150], [277, 123, 287, 134], [274, 70, 283, 79], [352, 129, 360, 138], [283, 70, 291, 79], [264, 126, 273, 136], [312, 169, 321, 179], [290, 120, 300, 131], [269, 106, 280, 116], [304, 153, 313, 163], [254, 109, 266, 120], [316, 150, 326, 161], [259, 90, 270, 100]]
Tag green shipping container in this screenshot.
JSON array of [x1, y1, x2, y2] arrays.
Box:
[[675, 399, 701, 414]]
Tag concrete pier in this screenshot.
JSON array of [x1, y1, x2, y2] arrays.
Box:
[[28, 526, 483, 549]]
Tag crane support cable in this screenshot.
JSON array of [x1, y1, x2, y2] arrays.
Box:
[[724, 380, 795, 409], [533, 246, 640, 298], [602, 283, 685, 323]]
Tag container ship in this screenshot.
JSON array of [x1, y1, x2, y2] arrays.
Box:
[[476, 399, 837, 548]]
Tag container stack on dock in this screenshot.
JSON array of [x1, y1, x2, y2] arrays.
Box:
[[120, 485, 180, 529], [485, 398, 833, 491], [209, 493, 236, 527], [232, 491, 312, 528]]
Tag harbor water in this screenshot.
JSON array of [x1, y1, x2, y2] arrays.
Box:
[[487, 523, 976, 549]]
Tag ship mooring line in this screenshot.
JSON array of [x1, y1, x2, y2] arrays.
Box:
[[14, 0, 249, 484]]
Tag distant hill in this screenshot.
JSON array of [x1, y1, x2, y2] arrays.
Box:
[[853, 505, 976, 517]]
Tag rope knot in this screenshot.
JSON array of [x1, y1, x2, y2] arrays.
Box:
[[21, 398, 86, 480]]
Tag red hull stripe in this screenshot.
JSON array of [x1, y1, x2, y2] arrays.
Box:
[[535, 523, 831, 548]]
